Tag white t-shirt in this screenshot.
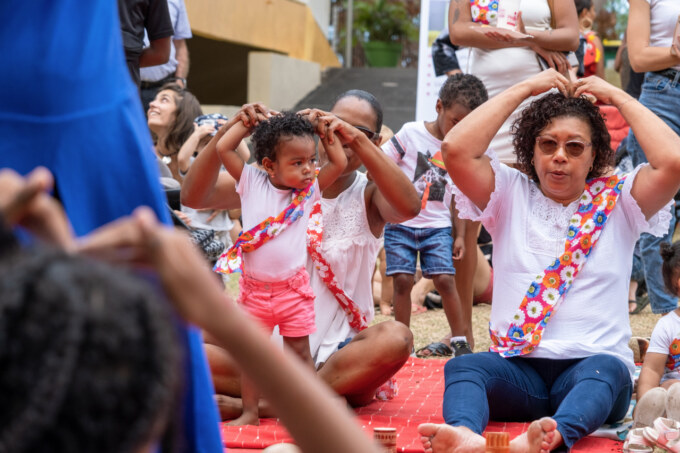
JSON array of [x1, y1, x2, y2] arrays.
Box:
[[236, 164, 320, 281], [306, 173, 381, 367], [452, 152, 673, 380], [382, 121, 453, 229], [645, 0, 680, 71], [648, 310, 680, 382]]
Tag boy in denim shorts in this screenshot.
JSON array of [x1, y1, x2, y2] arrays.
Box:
[[382, 74, 487, 356]]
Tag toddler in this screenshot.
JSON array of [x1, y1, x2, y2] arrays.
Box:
[[626, 241, 680, 449], [214, 107, 346, 425], [382, 74, 487, 356]]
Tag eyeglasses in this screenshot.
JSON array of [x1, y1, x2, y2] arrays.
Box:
[[354, 125, 379, 141], [535, 136, 592, 158]]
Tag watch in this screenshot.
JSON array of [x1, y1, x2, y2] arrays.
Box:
[[176, 77, 187, 88]]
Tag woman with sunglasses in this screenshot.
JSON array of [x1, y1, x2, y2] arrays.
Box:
[[418, 70, 680, 453]]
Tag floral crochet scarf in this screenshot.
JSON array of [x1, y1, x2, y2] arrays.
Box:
[[490, 175, 626, 357]]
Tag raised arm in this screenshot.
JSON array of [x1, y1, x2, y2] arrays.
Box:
[[181, 117, 241, 210], [443, 69, 570, 210], [77, 209, 381, 453], [216, 121, 250, 182], [176, 123, 216, 176], [627, 0, 680, 73], [312, 114, 420, 230], [315, 126, 348, 191], [574, 76, 680, 218]]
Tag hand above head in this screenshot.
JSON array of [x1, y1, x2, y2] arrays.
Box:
[[314, 114, 361, 146], [519, 69, 572, 97], [0, 167, 75, 250], [297, 108, 333, 129], [572, 76, 629, 106], [194, 122, 217, 139], [236, 102, 278, 131]]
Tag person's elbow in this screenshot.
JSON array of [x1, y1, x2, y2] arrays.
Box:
[[448, 26, 465, 46], [441, 140, 464, 168], [142, 37, 171, 67], [400, 193, 422, 222], [180, 184, 205, 209], [627, 51, 644, 73]]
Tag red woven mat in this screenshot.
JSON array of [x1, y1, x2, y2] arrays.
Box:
[[222, 358, 623, 452]]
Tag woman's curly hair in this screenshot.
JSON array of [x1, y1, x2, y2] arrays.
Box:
[[512, 92, 614, 183], [0, 238, 181, 453], [251, 111, 315, 165]]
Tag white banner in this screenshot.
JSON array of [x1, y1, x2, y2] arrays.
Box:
[[415, 0, 470, 121]]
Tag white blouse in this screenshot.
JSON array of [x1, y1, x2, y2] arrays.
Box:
[[307, 173, 381, 368], [452, 152, 673, 380]]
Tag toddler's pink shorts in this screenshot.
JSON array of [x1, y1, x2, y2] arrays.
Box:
[[237, 267, 316, 337]]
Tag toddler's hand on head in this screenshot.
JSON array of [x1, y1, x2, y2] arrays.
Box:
[[298, 108, 332, 129]]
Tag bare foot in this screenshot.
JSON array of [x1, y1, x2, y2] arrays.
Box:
[[510, 417, 561, 453], [380, 301, 392, 316], [418, 423, 485, 453], [226, 410, 260, 426], [216, 394, 243, 421]]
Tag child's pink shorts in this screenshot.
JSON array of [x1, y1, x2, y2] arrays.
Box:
[[237, 267, 316, 337]]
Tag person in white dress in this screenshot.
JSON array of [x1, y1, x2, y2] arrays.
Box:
[[447, 0, 580, 164]]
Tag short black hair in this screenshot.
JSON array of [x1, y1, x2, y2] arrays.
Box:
[[661, 241, 680, 296], [0, 240, 180, 453], [438, 73, 488, 111], [332, 89, 384, 132], [251, 111, 315, 165], [512, 92, 614, 183]]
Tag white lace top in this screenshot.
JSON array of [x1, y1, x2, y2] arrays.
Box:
[[452, 152, 673, 380], [307, 173, 381, 367]]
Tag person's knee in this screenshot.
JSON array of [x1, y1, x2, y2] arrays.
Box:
[[370, 320, 413, 362], [444, 352, 497, 383], [392, 273, 414, 295], [432, 274, 456, 295]]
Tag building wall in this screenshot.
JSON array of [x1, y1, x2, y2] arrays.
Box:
[[185, 0, 339, 68]]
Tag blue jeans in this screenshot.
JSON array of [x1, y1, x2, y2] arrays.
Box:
[[442, 352, 631, 449], [626, 71, 680, 314], [384, 224, 455, 277]]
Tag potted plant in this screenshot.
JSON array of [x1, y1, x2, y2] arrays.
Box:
[[354, 0, 418, 67]]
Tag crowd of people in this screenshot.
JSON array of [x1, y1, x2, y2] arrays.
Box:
[[3, 0, 680, 452]]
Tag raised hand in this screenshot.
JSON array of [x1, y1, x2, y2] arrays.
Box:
[[0, 167, 74, 250], [519, 69, 571, 97], [572, 76, 629, 106]]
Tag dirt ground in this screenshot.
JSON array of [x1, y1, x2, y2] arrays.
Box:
[[373, 301, 662, 355]]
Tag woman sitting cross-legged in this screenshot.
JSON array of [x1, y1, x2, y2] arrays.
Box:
[[418, 70, 680, 452]]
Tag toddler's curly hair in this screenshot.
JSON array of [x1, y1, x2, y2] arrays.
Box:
[[251, 111, 315, 165]]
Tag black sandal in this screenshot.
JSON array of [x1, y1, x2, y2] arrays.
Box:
[[415, 342, 453, 358]]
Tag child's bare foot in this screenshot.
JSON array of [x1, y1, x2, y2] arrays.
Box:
[[418, 423, 485, 453], [226, 410, 260, 426], [510, 417, 560, 453], [380, 301, 392, 316]]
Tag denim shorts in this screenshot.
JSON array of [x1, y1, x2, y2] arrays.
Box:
[[384, 224, 455, 277]]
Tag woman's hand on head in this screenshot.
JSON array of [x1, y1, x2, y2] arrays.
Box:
[[315, 114, 359, 146], [298, 108, 332, 130], [194, 122, 217, 139], [237, 103, 277, 130], [520, 69, 571, 96], [573, 76, 626, 105]]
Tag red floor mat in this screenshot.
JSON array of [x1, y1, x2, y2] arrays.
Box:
[[222, 358, 623, 452]]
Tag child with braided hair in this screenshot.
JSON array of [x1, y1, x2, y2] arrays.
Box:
[[214, 107, 347, 425]]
